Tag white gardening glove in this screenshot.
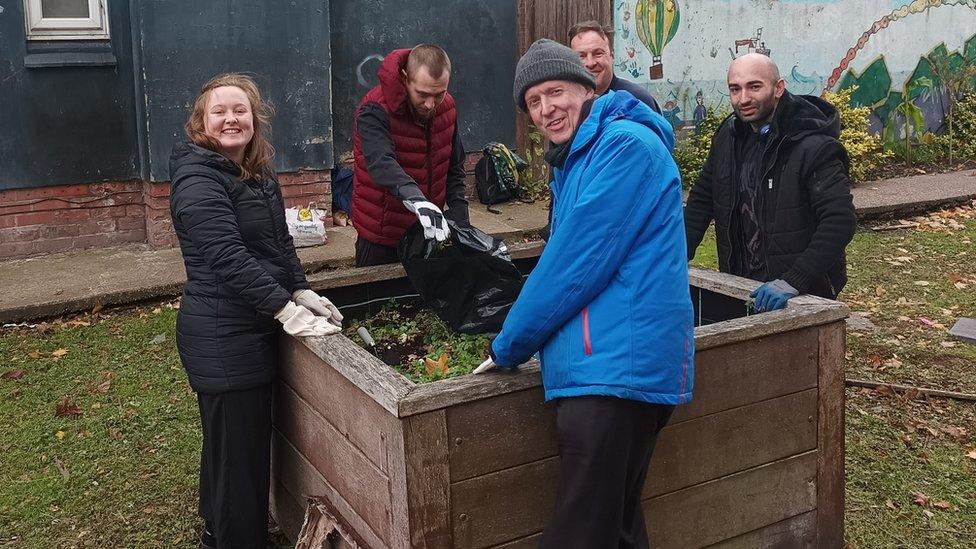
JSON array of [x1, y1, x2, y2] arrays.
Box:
[[402, 199, 450, 242], [292, 289, 344, 328], [472, 357, 496, 374], [274, 301, 341, 337]]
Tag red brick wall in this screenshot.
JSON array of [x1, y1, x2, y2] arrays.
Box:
[[0, 170, 332, 261]]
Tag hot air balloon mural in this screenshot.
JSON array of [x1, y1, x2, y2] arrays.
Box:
[[634, 0, 680, 80]]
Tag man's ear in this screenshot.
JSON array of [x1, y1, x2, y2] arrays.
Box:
[[400, 68, 409, 82], [774, 78, 786, 99]]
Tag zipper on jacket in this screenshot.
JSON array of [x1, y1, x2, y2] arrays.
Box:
[[582, 306, 592, 356], [425, 124, 433, 195]]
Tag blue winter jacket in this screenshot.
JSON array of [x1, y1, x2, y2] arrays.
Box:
[[491, 91, 694, 405]]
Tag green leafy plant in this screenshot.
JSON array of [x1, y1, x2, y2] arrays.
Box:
[[884, 77, 934, 166], [929, 56, 976, 165], [822, 86, 891, 184], [673, 108, 727, 188], [346, 301, 491, 383]]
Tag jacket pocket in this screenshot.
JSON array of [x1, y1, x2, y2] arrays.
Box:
[[582, 306, 592, 357]]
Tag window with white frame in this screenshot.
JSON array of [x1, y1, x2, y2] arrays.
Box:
[[24, 0, 109, 40]]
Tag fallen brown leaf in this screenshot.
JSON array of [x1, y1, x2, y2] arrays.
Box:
[[424, 352, 450, 375], [92, 379, 111, 394], [55, 397, 82, 418], [932, 501, 952, 510], [941, 426, 969, 442], [28, 351, 42, 359], [2, 369, 25, 381], [885, 499, 899, 510], [966, 448, 976, 460], [91, 303, 104, 315], [913, 492, 931, 507], [51, 349, 69, 359]]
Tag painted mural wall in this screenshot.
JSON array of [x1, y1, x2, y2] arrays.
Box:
[[613, 0, 976, 131]]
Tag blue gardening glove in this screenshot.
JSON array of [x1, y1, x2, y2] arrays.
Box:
[[749, 279, 799, 312], [402, 199, 450, 242]]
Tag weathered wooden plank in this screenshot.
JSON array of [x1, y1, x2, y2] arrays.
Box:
[[817, 322, 846, 548], [306, 241, 544, 292], [491, 532, 542, 549], [446, 332, 820, 480], [447, 387, 554, 482], [274, 384, 393, 544], [270, 476, 306, 543], [451, 457, 561, 548], [272, 432, 386, 549], [645, 451, 818, 548], [404, 410, 453, 548], [644, 389, 818, 497], [672, 327, 820, 423], [694, 301, 849, 352], [706, 511, 817, 549], [279, 337, 396, 472], [296, 333, 413, 417], [451, 450, 819, 548], [449, 392, 819, 549], [398, 362, 542, 417]]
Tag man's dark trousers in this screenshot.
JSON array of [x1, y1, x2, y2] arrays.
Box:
[[197, 384, 273, 549], [540, 396, 674, 549], [355, 236, 399, 267]]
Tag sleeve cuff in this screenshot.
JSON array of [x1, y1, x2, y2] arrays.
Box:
[[781, 268, 814, 294]]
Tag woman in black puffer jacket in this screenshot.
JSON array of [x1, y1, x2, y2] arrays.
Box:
[[169, 73, 342, 549]]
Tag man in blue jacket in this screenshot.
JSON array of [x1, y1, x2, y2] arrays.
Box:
[[476, 39, 694, 548]]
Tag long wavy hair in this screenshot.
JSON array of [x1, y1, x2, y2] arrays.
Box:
[[184, 73, 275, 181]]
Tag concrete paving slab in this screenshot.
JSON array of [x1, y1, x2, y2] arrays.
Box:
[[854, 169, 976, 220]]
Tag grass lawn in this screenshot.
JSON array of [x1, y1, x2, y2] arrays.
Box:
[[1, 202, 974, 547]]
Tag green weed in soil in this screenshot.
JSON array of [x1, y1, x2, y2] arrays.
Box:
[[345, 301, 492, 383]]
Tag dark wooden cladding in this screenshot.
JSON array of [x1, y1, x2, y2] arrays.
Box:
[[707, 511, 817, 549], [644, 452, 819, 549], [274, 384, 394, 544], [279, 338, 395, 472]]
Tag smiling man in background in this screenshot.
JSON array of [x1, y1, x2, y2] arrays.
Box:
[[569, 20, 662, 114]]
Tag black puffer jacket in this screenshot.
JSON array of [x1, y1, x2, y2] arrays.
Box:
[[685, 92, 856, 299], [169, 142, 310, 393]]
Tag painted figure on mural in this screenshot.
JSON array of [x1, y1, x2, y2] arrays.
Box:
[[685, 54, 857, 312], [693, 90, 707, 132], [661, 99, 682, 129]]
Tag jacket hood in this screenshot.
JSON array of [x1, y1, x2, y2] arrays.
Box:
[[570, 90, 675, 157], [169, 141, 241, 181], [377, 49, 411, 114], [732, 91, 840, 142]]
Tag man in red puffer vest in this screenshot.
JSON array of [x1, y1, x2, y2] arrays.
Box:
[[351, 44, 471, 266]]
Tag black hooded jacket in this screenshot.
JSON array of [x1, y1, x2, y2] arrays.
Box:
[[169, 142, 310, 393], [685, 92, 856, 299]]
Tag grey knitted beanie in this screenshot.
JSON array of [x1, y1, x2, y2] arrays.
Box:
[[513, 38, 596, 111]]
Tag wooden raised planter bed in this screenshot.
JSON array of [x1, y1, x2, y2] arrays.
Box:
[[270, 244, 849, 548]]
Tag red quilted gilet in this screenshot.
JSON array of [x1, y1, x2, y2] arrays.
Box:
[[351, 49, 457, 247]]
